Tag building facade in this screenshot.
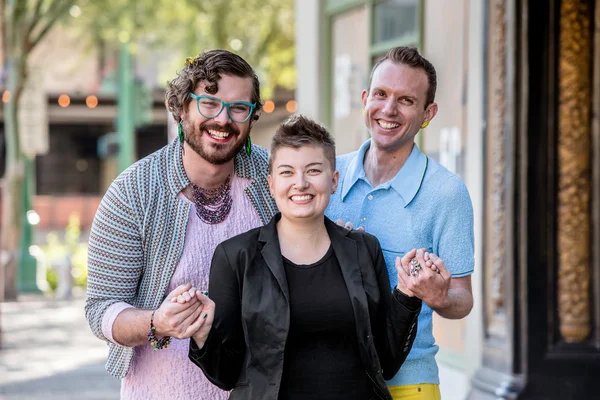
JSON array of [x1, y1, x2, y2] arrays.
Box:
[[295, 0, 600, 398], [1, 25, 293, 233]]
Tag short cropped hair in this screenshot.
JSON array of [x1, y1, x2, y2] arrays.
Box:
[[269, 114, 336, 172], [165, 49, 262, 123], [369, 46, 437, 107]]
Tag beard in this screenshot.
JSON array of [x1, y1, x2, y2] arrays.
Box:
[[182, 120, 249, 165]]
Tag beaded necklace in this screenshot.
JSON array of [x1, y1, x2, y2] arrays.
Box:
[[191, 175, 232, 224]]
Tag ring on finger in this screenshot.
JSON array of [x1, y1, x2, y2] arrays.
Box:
[[410, 258, 422, 277]]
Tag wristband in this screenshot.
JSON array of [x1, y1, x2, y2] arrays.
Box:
[[147, 310, 172, 350]]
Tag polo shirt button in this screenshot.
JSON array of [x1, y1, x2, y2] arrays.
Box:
[[368, 195, 373, 200], [361, 217, 367, 222]]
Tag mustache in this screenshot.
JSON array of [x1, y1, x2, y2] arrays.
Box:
[[199, 122, 240, 136]]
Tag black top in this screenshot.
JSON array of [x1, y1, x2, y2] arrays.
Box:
[[279, 246, 372, 400], [189, 214, 422, 400]]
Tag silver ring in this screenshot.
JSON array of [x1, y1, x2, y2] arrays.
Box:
[[410, 258, 421, 277]]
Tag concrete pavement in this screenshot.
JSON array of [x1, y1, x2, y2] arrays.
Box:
[[0, 295, 120, 399]]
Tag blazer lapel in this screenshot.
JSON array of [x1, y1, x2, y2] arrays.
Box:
[[259, 214, 290, 302], [326, 218, 372, 360], [326, 218, 366, 304]]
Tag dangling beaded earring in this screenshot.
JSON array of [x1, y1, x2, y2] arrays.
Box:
[[245, 136, 252, 157], [178, 122, 185, 155], [178, 122, 184, 142]]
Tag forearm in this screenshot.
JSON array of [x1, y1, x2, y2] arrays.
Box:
[[112, 308, 154, 347], [379, 289, 421, 378], [431, 287, 473, 319]]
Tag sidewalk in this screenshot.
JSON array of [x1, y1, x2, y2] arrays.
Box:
[[0, 295, 120, 399]]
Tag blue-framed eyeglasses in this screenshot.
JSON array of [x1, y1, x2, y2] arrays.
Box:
[[190, 93, 256, 123]]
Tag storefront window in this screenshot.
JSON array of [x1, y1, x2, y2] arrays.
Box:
[[372, 0, 419, 47]]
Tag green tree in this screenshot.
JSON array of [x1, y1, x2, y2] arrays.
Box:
[[1, 0, 76, 301], [171, 0, 295, 98], [77, 0, 295, 98]]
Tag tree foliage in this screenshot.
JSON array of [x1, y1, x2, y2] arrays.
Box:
[[76, 0, 295, 98]]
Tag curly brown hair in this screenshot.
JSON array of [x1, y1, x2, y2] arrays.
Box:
[[165, 49, 262, 123]]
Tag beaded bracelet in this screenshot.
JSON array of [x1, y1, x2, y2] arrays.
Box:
[[147, 310, 171, 351]]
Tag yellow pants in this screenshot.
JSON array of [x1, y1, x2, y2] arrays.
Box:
[[388, 384, 441, 400]]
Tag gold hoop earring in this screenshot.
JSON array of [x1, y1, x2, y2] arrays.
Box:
[[420, 121, 429, 129]]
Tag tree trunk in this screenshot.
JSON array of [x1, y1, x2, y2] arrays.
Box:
[[1, 166, 24, 300], [2, 52, 25, 301]]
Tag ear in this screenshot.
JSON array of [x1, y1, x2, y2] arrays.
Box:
[[248, 112, 260, 131], [361, 89, 369, 109], [268, 174, 274, 197], [331, 170, 340, 194], [424, 102, 438, 123]]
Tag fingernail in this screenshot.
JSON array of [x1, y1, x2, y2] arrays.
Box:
[[202, 313, 208, 319]]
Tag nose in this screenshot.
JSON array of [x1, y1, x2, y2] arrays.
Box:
[[382, 98, 398, 116], [213, 106, 232, 124], [293, 174, 309, 190]]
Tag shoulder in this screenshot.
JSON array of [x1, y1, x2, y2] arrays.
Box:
[[103, 145, 169, 201], [423, 158, 472, 206], [235, 144, 270, 181], [335, 151, 358, 176], [250, 144, 270, 165], [217, 225, 263, 255], [345, 227, 382, 255], [248, 144, 270, 174], [112, 145, 168, 188]]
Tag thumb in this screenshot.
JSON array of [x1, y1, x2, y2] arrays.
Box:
[[165, 283, 192, 302], [398, 249, 417, 275]]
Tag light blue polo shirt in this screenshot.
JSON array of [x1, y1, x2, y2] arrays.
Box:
[[325, 139, 474, 386]]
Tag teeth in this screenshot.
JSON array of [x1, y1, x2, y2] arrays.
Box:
[[291, 195, 313, 201], [207, 129, 230, 139], [378, 120, 399, 129]]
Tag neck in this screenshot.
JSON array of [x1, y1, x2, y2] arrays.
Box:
[[181, 143, 234, 189], [364, 140, 414, 187], [277, 214, 329, 248]]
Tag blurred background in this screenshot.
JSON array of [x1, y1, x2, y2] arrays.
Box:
[[1, 0, 600, 399]]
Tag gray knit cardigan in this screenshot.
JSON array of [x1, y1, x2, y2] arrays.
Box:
[[85, 140, 278, 378]]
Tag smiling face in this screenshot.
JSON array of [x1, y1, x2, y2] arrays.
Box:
[[181, 74, 254, 165], [268, 145, 339, 222], [361, 60, 437, 153]]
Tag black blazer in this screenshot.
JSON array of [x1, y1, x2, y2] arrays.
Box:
[[189, 214, 422, 400]]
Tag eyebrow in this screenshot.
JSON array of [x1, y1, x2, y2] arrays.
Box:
[[277, 162, 324, 169], [372, 87, 417, 100]]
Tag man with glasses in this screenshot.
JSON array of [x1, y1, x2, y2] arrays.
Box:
[[85, 50, 277, 398]]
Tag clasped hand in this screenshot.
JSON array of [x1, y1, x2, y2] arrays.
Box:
[[395, 249, 451, 308], [150, 283, 215, 346]]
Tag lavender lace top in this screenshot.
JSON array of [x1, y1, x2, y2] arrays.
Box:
[[101, 174, 263, 400]]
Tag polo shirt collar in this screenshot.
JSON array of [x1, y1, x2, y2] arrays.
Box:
[[340, 139, 428, 208], [340, 139, 371, 200]]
